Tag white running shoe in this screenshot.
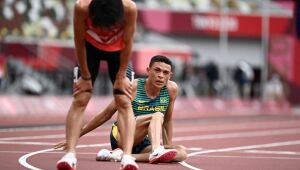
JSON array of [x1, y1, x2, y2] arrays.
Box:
[[120, 155, 139, 170], [96, 148, 123, 162], [57, 153, 77, 170], [149, 146, 177, 164], [111, 148, 123, 162]]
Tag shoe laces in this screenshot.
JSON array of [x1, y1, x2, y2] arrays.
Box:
[[152, 146, 165, 156]]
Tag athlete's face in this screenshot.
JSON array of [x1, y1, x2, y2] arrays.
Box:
[[147, 62, 172, 88]]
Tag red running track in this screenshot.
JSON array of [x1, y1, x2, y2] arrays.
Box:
[[0, 115, 300, 170]]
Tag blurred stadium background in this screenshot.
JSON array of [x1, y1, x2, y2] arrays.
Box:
[[0, 0, 299, 126]]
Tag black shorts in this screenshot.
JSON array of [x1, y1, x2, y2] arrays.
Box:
[[110, 123, 151, 154], [73, 41, 133, 85]]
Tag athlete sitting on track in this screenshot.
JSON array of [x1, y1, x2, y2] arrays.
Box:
[[55, 55, 187, 164]]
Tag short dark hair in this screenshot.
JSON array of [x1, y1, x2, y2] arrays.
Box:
[[89, 0, 124, 29], [149, 55, 173, 71]]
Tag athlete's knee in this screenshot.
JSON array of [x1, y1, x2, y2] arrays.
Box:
[[73, 93, 91, 107], [114, 95, 131, 108], [152, 112, 164, 122]]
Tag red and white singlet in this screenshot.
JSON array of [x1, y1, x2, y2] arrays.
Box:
[[85, 18, 125, 51]]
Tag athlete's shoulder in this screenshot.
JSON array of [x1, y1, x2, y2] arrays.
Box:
[[74, 0, 90, 13], [123, 0, 137, 14], [123, 0, 137, 9], [166, 80, 178, 97]]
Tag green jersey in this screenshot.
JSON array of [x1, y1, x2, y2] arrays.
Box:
[[132, 78, 170, 117]]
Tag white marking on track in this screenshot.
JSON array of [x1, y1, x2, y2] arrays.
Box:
[[187, 140, 300, 157], [194, 155, 300, 160], [244, 150, 300, 155], [18, 143, 110, 170], [173, 128, 300, 141], [179, 161, 203, 170], [0, 126, 64, 132], [14, 128, 300, 170], [2, 128, 299, 142], [19, 148, 54, 170], [174, 121, 300, 133], [0, 132, 108, 141], [179, 140, 300, 170], [0, 141, 54, 145], [187, 148, 203, 151]]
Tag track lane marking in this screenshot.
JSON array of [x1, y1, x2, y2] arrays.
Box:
[[192, 155, 300, 160], [173, 128, 300, 141], [179, 140, 300, 170], [18, 143, 110, 170], [2, 128, 300, 142], [14, 128, 300, 169], [243, 150, 300, 155], [19, 148, 54, 170]]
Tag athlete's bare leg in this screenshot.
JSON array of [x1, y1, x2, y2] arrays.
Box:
[[148, 112, 164, 151], [115, 95, 136, 156], [128, 112, 164, 150], [66, 92, 92, 153], [113, 113, 187, 162]]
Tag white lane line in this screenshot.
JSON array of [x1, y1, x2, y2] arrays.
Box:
[[0, 125, 111, 133], [18, 143, 110, 170], [0, 134, 65, 141], [179, 161, 203, 170], [173, 128, 300, 141], [187, 148, 203, 151], [3, 128, 300, 142], [0, 126, 64, 132], [179, 140, 300, 170], [3, 151, 99, 155], [14, 127, 300, 170], [174, 121, 300, 133], [0, 132, 108, 141], [188, 140, 300, 157], [0, 141, 54, 145], [244, 150, 300, 155], [19, 139, 300, 170], [19, 148, 54, 170], [0, 151, 32, 154], [194, 155, 300, 160], [2, 150, 100, 155]]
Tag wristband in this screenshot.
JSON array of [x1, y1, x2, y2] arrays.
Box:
[[81, 76, 91, 80]]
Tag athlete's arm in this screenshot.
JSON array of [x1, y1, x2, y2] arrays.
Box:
[[82, 79, 138, 137], [73, 1, 92, 95], [162, 81, 178, 145], [113, 0, 137, 98], [80, 100, 117, 137], [81, 78, 138, 137]]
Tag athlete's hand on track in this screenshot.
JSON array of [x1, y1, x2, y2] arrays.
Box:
[[53, 140, 67, 150]]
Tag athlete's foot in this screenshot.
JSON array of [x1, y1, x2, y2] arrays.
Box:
[[149, 146, 177, 164], [57, 153, 77, 170], [120, 154, 139, 170]]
